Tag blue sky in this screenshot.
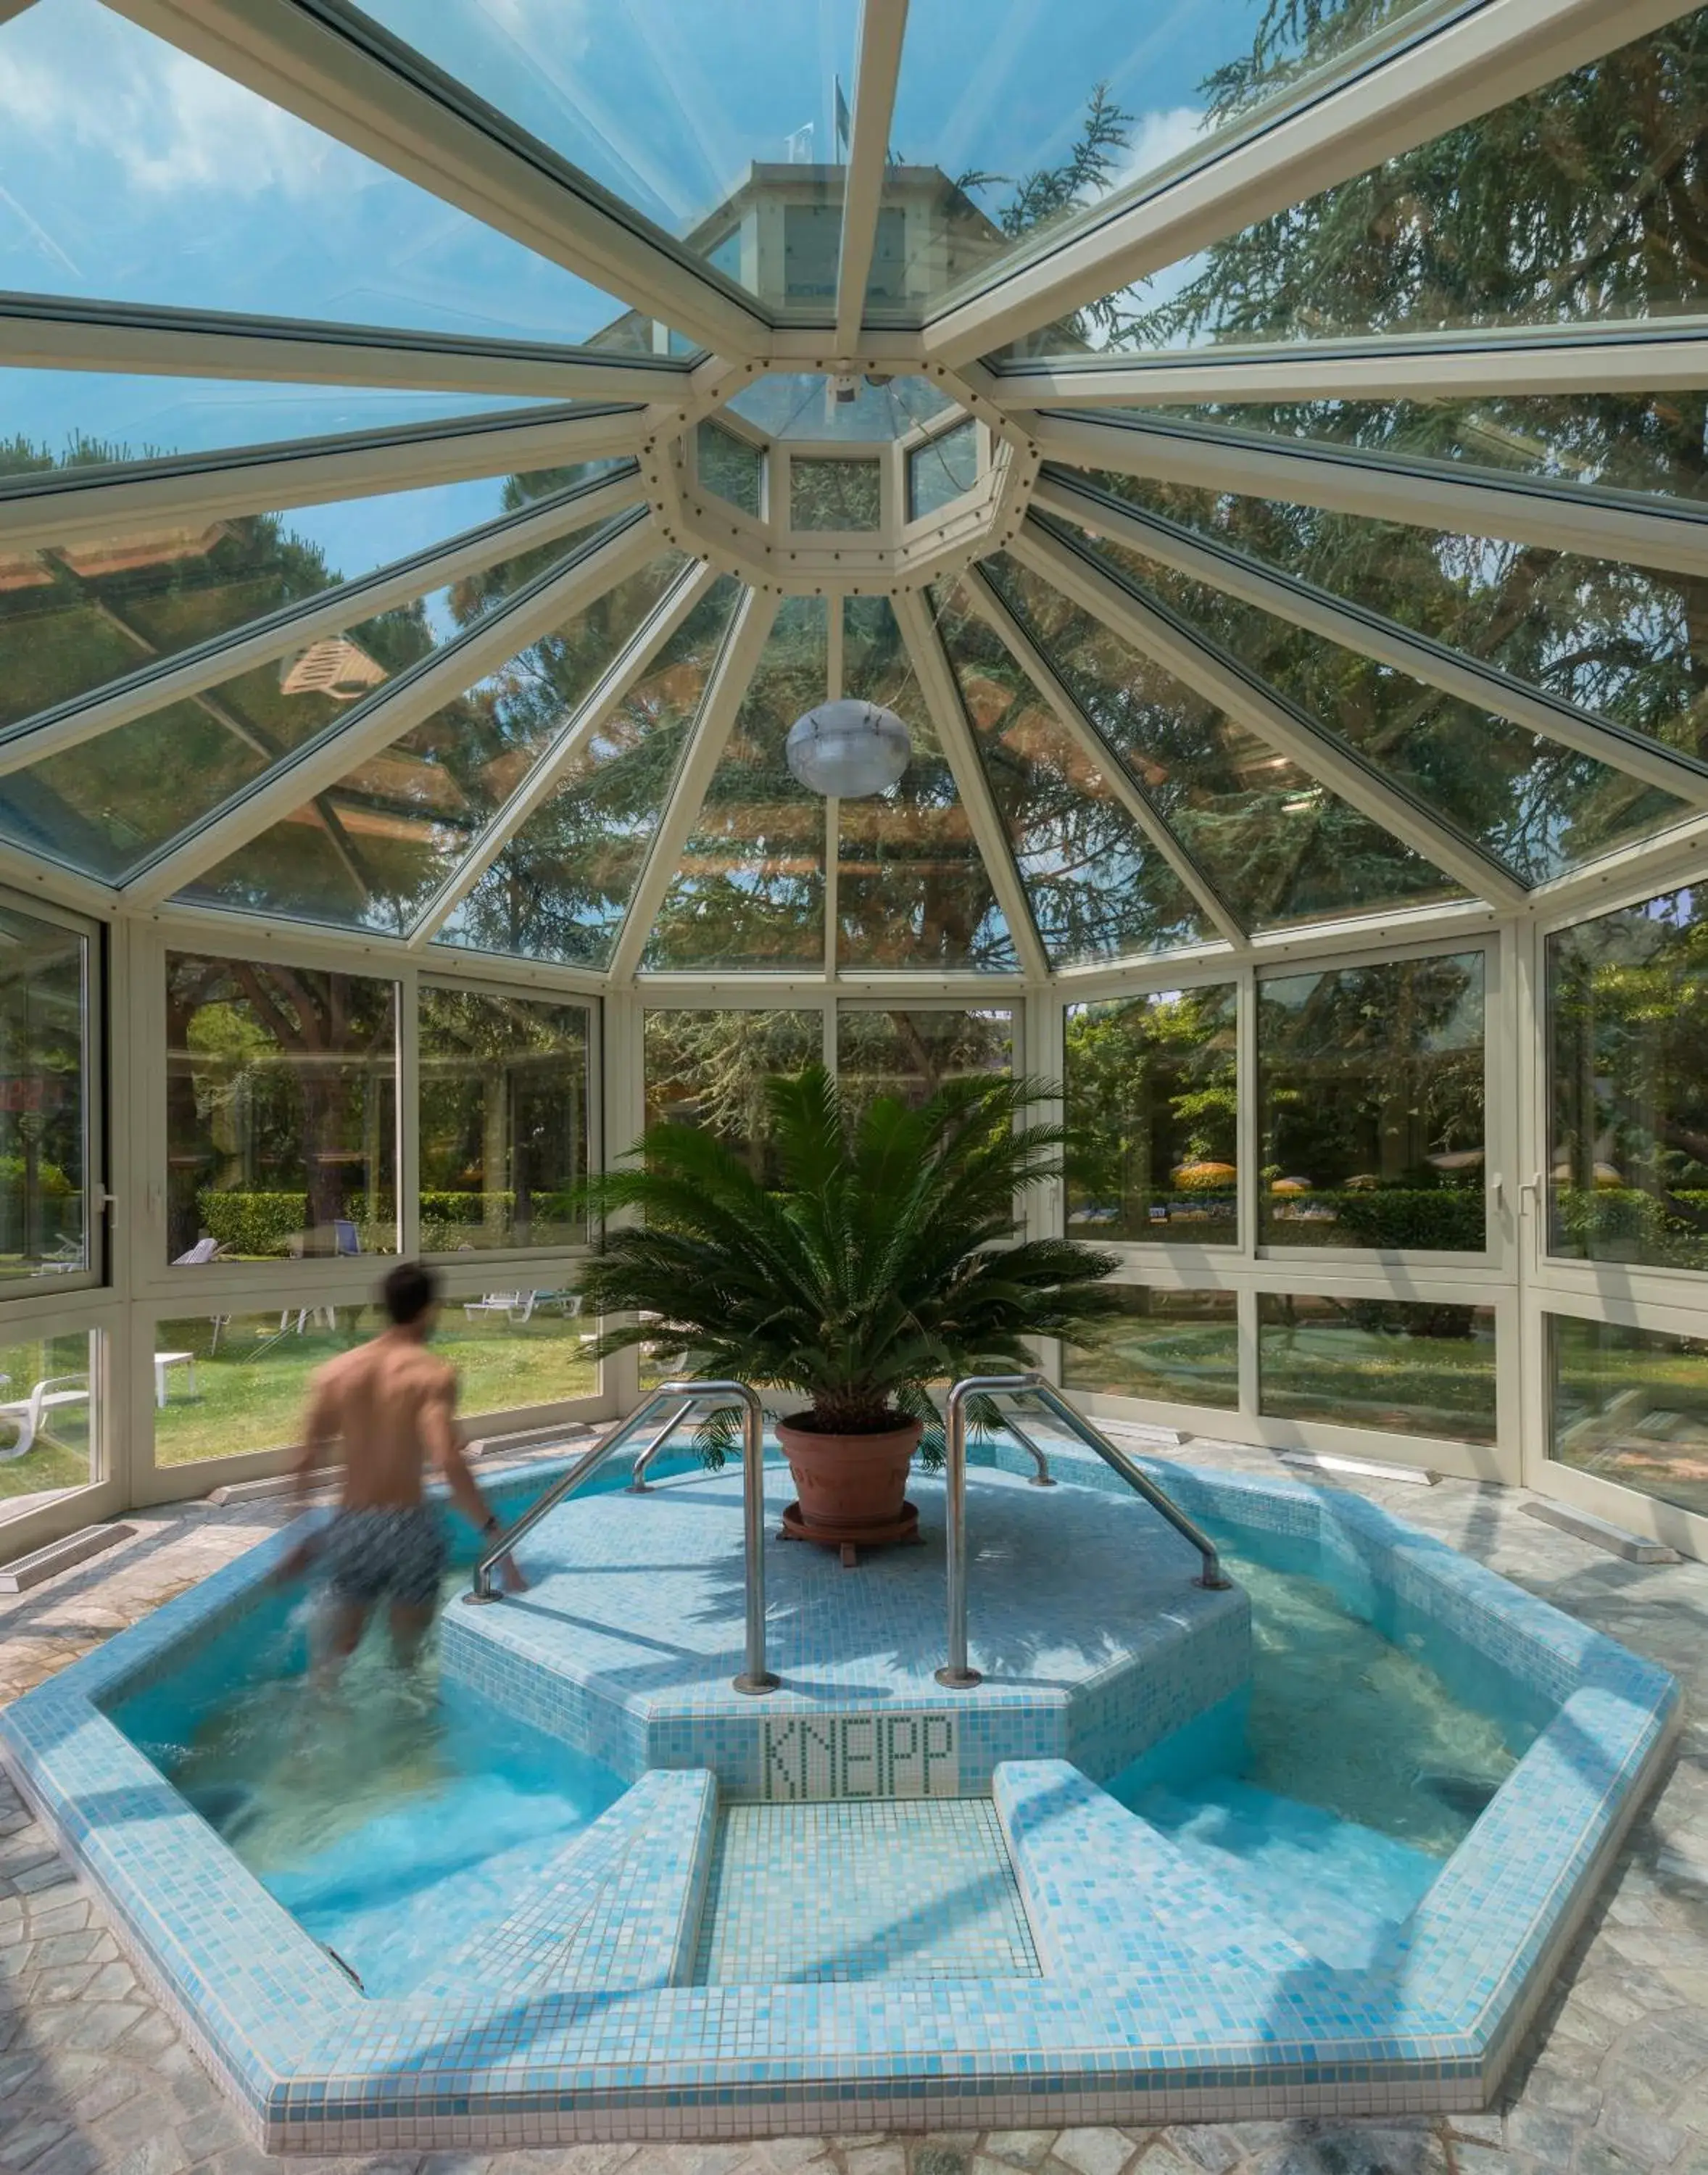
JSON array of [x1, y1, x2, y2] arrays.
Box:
[[0, 0, 1281, 583]]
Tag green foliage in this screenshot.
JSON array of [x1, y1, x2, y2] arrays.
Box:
[[1300, 1188, 1485, 1252], [579, 1065, 1122, 1460], [194, 1191, 310, 1259]]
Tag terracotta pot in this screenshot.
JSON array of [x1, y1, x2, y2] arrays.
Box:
[[775, 1414, 923, 1543]]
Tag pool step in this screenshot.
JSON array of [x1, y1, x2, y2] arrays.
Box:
[[420, 1768, 716, 1997], [996, 1760, 1322, 1991], [692, 1799, 1040, 1984]]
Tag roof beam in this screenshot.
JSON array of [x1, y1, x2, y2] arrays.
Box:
[[976, 316, 1708, 407], [0, 468, 645, 776], [1027, 407, 1708, 584], [0, 403, 655, 553], [1012, 514, 1529, 908], [924, 0, 1688, 365], [1032, 469, 1708, 809], [893, 589, 1052, 982], [955, 561, 1247, 946], [0, 292, 702, 402], [407, 561, 721, 948], [835, 1, 909, 352], [104, 0, 771, 359], [121, 510, 662, 907], [608, 586, 779, 982]]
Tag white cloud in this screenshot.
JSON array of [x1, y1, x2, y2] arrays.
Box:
[[1111, 104, 1209, 194]]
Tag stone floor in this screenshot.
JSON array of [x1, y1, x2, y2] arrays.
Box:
[[4, 1439, 1708, 2175]]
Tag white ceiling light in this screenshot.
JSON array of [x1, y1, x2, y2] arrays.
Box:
[[785, 698, 911, 798]]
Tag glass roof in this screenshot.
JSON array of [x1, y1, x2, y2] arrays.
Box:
[[0, 0, 1700, 981]]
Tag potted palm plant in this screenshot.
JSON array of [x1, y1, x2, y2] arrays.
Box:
[[579, 1065, 1122, 1557]]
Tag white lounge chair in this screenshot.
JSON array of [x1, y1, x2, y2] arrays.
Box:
[[173, 1237, 223, 1267], [0, 1374, 91, 1461]]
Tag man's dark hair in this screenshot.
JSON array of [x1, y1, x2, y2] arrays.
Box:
[[381, 1260, 441, 1327]]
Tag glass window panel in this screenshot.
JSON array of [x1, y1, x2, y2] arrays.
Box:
[[1, 521, 626, 883], [726, 373, 956, 442], [908, 420, 979, 521], [647, 596, 828, 970], [0, 1327, 97, 1520], [876, 0, 1437, 321], [0, 480, 550, 736], [437, 579, 739, 966], [0, 0, 655, 344], [983, 550, 1467, 928], [1065, 988, 1238, 1246], [837, 596, 1015, 972], [1123, 12, 1708, 349], [791, 457, 882, 531], [1064, 500, 1691, 883], [151, 1298, 593, 1467], [1259, 1293, 1497, 1444], [697, 423, 763, 518], [353, 0, 856, 312], [644, 1009, 822, 1185], [1061, 1286, 1239, 1407], [835, 1007, 1013, 1124], [939, 581, 1208, 961], [1258, 953, 1487, 1253], [178, 550, 689, 931], [418, 987, 590, 1251], [1547, 886, 1708, 1273], [1550, 1313, 1708, 1519], [1078, 473, 1708, 788], [1134, 397, 1708, 506], [0, 906, 88, 1289], [165, 954, 397, 1265], [1, 370, 539, 465]]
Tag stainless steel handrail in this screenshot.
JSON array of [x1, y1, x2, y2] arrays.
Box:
[[934, 1371, 1232, 1690], [1018, 1384, 1230, 1593], [465, 1381, 780, 1693], [935, 1372, 1039, 1689], [625, 1398, 700, 1491], [1003, 1412, 1056, 1487]]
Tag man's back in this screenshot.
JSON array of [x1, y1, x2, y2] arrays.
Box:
[[310, 1333, 456, 1511]]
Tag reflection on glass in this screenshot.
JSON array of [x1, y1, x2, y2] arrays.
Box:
[[1065, 989, 1237, 1245], [836, 1008, 1012, 1123], [986, 549, 1465, 928], [879, 0, 1436, 323], [0, 1327, 96, 1517], [697, 423, 763, 517], [939, 581, 1207, 961], [1548, 887, 1708, 1272], [151, 1301, 593, 1467], [1126, 12, 1708, 348], [1550, 1314, 1708, 1518], [165, 954, 397, 1265], [837, 596, 1013, 972], [908, 420, 979, 521], [1259, 1293, 1496, 1443], [1258, 953, 1486, 1252], [179, 550, 688, 932], [0, 906, 87, 1288], [644, 1009, 821, 1185], [0, 0, 650, 343], [791, 457, 882, 531], [352, 0, 857, 310], [647, 597, 827, 969], [418, 988, 590, 1251], [1081, 476, 1708, 802], [1062, 1287, 1238, 1409], [0, 484, 537, 739], [439, 581, 738, 966]]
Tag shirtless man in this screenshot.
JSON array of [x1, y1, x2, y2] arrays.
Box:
[[279, 1261, 522, 1675]]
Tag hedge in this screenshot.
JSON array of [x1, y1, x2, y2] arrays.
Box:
[[194, 1188, 581, 1257]]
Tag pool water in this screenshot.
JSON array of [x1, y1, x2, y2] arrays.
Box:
[[1110, 1531, 1527, 1968], [112, 1465, 1541, 1993]]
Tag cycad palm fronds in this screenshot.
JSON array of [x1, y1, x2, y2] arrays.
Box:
[[578, 1065, 1122, 1460]]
